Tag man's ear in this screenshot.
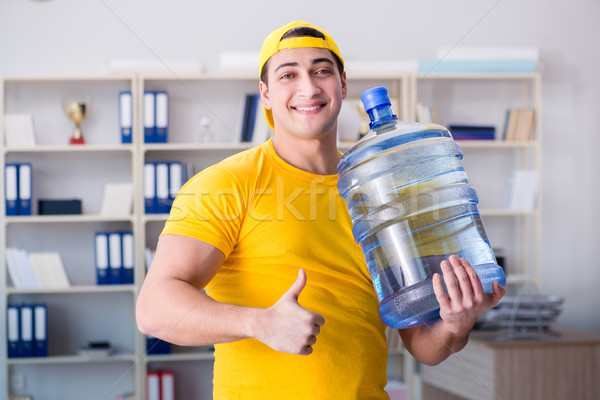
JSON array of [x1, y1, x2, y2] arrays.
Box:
[[259, 81, 271, 110]]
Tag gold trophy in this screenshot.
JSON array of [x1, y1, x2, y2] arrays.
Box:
[[63, 99, 90, 145]]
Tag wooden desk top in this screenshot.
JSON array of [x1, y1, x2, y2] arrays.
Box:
[[469, 324, 600, 347]]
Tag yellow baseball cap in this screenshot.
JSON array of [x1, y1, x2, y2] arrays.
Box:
[[259, 21, 344, 130]]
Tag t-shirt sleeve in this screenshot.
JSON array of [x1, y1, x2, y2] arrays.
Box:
[[160, 166, 245, 257]]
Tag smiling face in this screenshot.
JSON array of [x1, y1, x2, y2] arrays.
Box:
[[260, 46, 347, 142]]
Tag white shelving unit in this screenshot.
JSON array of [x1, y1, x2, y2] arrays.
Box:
[[1, 76, 142, 400], [410, 72, 542, 286], [1, 70, 541, 400]]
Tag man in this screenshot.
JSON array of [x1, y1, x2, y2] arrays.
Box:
[[136, 21, 505, 399]]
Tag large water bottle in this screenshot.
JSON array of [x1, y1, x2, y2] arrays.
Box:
[[337, 86, 506, 329]]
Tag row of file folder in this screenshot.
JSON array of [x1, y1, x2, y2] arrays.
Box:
[[147, 370, 175, 400], [144, 161, 184, 214], [5, 163, 32, 215], [7, 303, 47, 358], [94, 231, 134, 285], [144, 90, 169, 143]]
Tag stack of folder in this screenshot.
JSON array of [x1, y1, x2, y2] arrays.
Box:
[[144, 161, 184, 214], [143, 91, 169, 143], [7, 303, 47, 358], [147, 370, 174, 400], [5, 163, 32, 215], [94, 231, 134, 285]]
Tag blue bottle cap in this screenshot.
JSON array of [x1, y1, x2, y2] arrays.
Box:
[[361, 87, 391, 112]]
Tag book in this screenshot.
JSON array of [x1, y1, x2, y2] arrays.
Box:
[[514, 108, 536, 141], [78, 341, 114, 357], [12, 249, 40, 289], [28, 252, 71, 289], [240, 94, 259, 142], [416, 102, 432, 123], [251, 95, 273, 145], [504, 108, 536, 141], [99, 183, 133, 217], [449, 125, 495, 140], [505, 170, 538, 210], [416, 103, 441, 125], [503, 109, 520, 140], [3, 114, 36, 147], [6, 248, 25, 289]]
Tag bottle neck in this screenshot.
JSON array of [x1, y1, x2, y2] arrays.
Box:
[[368, 104, 398, 133]]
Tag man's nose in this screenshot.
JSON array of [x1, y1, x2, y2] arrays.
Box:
[[295, 74, 322, 98]]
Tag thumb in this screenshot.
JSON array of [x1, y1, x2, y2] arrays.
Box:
[[284, 268, 307, 301]]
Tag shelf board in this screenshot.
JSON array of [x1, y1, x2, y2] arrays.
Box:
[[143, 142, 255, 152], [144, 214, 169, 223], [140, 72, 256, 81], [4, 214, 135, 224], [339, 140, 538, 152], [6, 353, 137, 365], [144, 351, 215, 362], [506, 274, 535, 284], [480, 208, 538, 217], [3, 144, 134, 154], [6, 285, 136, 295], [457, 140, 539, 149], [416, 72, 538, 80]]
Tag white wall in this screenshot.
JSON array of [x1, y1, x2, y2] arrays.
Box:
[[1, 0, 599, 334]]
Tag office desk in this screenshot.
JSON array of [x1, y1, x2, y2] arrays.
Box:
[[420, 325, 600, 400]]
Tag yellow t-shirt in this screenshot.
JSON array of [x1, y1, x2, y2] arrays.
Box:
[[162, 139, 389, 399]]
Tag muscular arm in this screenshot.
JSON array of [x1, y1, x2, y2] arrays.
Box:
[[136, 234, 324, 355], [399, 255, 505, 366]]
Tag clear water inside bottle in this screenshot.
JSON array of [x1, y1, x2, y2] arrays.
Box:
[[338, 123, 506, 329]]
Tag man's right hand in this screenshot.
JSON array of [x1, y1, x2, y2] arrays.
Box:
[[255, 269, 325, 355]]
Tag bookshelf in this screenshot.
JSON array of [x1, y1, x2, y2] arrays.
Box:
[[0, 76, 142, 400], [410, 72, 542, 287], [1, 69, 541, 399]]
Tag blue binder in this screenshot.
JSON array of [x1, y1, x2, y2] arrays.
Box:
[[5, 163, 18, 216], [154, 91, 169, 143], [95, 232, 110, 285], [144, 162, 157, 214], [7, 304, 20, 357], [108, 231, 123, 284], [146, 335, 171, 354], [246, 94, 259, 142], [119, 91, 133, 144], [155, 162, 170, 214], [19, 304, 34, 357], [121, 231, 135, 284], [143, 91, 156, 143], [168, 161, 184, 204], [18, 163, 32, 215], [33, 303, 47, 357]]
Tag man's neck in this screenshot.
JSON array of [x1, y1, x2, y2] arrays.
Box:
[[272, 134, 341, 175]]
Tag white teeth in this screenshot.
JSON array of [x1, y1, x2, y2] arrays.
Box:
[[296, 105, 321, 111]]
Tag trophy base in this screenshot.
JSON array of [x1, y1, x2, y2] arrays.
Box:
[[70, 137, 85, 145]]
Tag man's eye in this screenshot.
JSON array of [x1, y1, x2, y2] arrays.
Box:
[[280, 73, 294, 79], [316, 69, 333, 75]]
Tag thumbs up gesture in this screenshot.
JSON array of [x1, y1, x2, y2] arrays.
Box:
[[255, 269, 325, 355]]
